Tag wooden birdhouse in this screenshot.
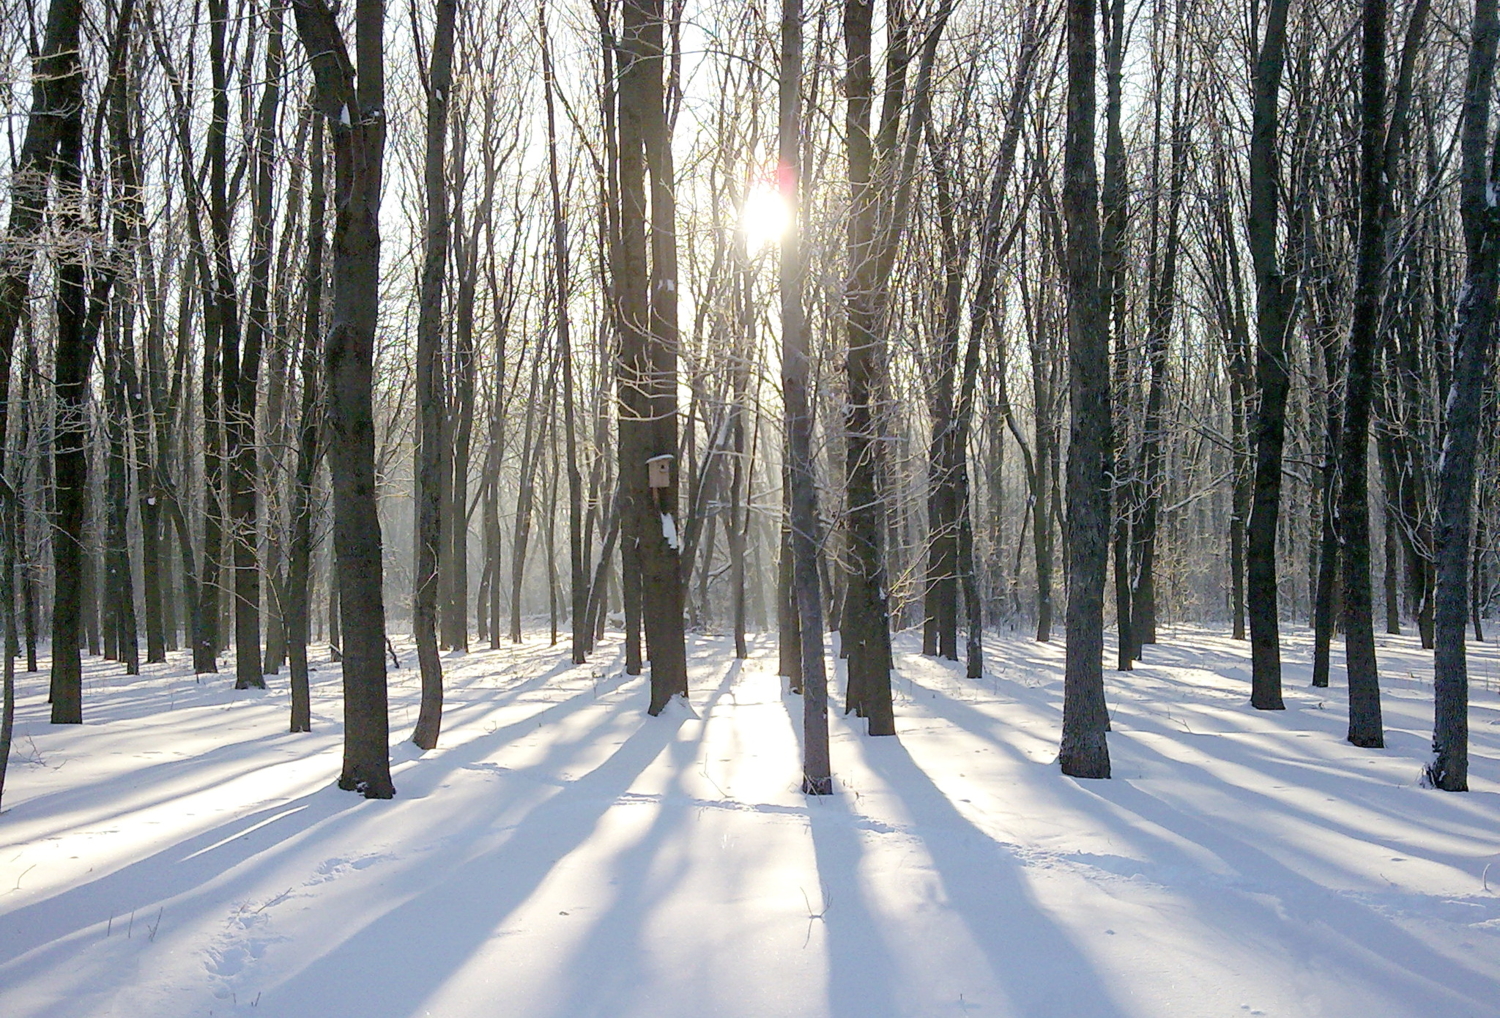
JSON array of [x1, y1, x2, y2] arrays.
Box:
[[646, 454, 674, 489]]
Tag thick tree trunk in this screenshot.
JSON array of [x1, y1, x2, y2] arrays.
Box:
[[1340, 0, 1396, 749], [616, 0, 687, 714], [841, 0, 891, 728], [49, 0, 89, 724], [291, 0, 395, 798], [1428, 0, 1500, 791], [1059, 0, 1112, 778], [1245, 0, 1295, 711], [0, 0, 83, 542], [207, 0, 259, 687]]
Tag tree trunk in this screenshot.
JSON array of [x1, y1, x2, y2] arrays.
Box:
[[1428, 0, 1500, 790], [1059, 0, 1112, 778], [288, 117, 327, 735], [540, 6, 588, 666], [103, 6, 143, 677], [778, 511, 803, 686], [1340, 0, 1397, 749], [782, 0, 831, 793], [1130, 11, 1187, 659], [49, 0, 88, 724], [230, 0, 284, 690], [923, 123, 964, 664], [1245, 0, 1295, 711], [1102, 0, 1132, 671], [1384, 505, 1403, 633], [412, 0, 457, 751], [510, 352, 553, 642], [617, 0, 687, 714], [291, 0, 395, 798], [0, 0, 84, 597]]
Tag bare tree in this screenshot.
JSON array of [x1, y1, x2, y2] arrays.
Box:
[[1427, 0, 1500, 790], [290, 0, 396, 798], [1059, 0, 1112, 778]]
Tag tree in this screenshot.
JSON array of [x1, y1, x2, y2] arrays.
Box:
[[1059, 0, 1112, 779], [539, 4, 588, 667], [412, 0, 457, 752], [287, 116, 327, 735], [49, 0, 90, 725], [1427, 0, 1500, 790], [1, 0, 87, 724], [1244, 0, 1295, 712], [290, 0, 396, 798], [1341, 0, 1431, 748], [616, 0, 688, 715], [841, 0, 952, 732], [781, 0, 831, 795]]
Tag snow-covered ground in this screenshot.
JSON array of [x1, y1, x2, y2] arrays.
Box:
[[2, 624, 1498, 1018]]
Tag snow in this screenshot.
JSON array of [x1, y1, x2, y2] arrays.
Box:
[[661, 511, 679, 551], [2, 625, 1499, 1018]]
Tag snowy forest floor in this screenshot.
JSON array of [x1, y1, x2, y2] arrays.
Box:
[[2, 624, 1499, 1018]]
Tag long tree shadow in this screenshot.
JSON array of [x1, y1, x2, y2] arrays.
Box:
[[254, 688, 702, 1016], [911, 650, 1500, 851], [840, 729, 1134, 1018], [541, 660, 747, 1017], [893, 649, 1500, 1014], [0, 664, 657, 1018], [4, 645, 626, 844], [1073, 737, 1500, 1013]]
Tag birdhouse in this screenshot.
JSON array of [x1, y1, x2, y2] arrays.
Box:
[[646, 454, 674, 489]]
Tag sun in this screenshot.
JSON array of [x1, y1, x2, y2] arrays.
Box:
[[740, 183, 791, 255]]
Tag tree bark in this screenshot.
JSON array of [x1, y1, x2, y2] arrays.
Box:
[[841, 0, 893, 728], [412, 0, 457, 751], [781, 0, 831, 793], [1245, 0, 1295, 711], [617, 0, 688, 714], [49, 0, 89, 724], [540, 5, 588, 666], [1101, 0, 1132, 671], [1341, 0, 1404, 749], [1428, 0, 1500, 790], [1059, 0, 1112, 778], [1130, 8, 1187, 659], [291, 0, 396, 798], [287, 116, 326, 735]]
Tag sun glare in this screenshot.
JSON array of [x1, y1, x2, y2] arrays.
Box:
[[741, 184, 791, 255]]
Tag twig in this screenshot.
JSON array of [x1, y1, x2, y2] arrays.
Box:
[[255, 888, 293, 913], [800, 885, 829, 949]]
